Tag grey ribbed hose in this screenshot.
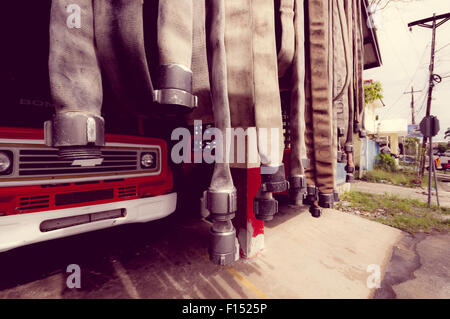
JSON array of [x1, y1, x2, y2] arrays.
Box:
[[346, 0, 355, 168], [289, 0, 306, 177], [93, 0, 154, 115], [207, 0, 234, 193], [333, 0, 351, 103], [49, 0, 102, 117]]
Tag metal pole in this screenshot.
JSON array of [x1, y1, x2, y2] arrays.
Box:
[[408, 13, 450, 177], [428, 135, 432, 207], [425, 15, 437, 117], [432, 150, 440, 207], [411, 86, 415, 125], [421, 15, 437, 178]]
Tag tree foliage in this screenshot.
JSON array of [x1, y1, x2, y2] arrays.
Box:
[[364, 81, 383, 105]]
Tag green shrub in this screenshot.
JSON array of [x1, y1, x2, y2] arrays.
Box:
[[375, 153, 397, 172]]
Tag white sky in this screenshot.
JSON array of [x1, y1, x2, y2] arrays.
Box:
[[364, 0, 450, 141]]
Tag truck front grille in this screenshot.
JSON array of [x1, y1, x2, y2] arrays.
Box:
[[18, 149, 138, 176], [19, 195, 50, 211]]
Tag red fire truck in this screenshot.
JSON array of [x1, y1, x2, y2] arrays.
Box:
[[0, 127, 176, 252], [0, 2, 179, 252]]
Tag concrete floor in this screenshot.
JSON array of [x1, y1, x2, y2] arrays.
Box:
[[0, 204, 402, 299]]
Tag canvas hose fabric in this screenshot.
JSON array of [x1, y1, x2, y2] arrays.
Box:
[[155, 0, 197, 110], [49, 0, 102, 116], [252, 0, 288, 220], [345, 0, 356, 181], [287, 0, 308, 203], [48, 0, 104, 159], [306, 0, 335, 206], [333, 0, 351, 163], [354, 0, 365, 134], [205, 0, 237, 266], [93, 0, 154, 118], [277, 0, 296, 78], [185, 0, 213, 125], [303, 0, 318, 211], [224, 0, 255, 130], [252, 0, 285, 171], [206, 0, 235, 195]]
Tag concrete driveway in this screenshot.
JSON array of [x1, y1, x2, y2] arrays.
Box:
[[0, 204, 402, 299]]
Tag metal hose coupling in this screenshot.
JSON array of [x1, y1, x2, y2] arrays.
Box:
[[153, 64, 198, 113], [303, 185, 318, 206], [44, 112, 105, 160], [254, 164, 289, 221], [205, 188, 238, 266], [209, 221, 236, 266], [289, 174, 307, 205], [344, 144, 355, 183], [318, 192, 335, 208], [309, 205, 322, 218], [337, 151, 347, 163], [358, 129, 367, 138]]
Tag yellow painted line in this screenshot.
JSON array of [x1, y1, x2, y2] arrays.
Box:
[[223, 266, 269, 299], [111, 257, 141, 299], [201, 252, 269, 299]]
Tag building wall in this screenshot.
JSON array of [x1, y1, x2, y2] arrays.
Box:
[[364, 100, 383, 134], [360, 137, 380, 173]]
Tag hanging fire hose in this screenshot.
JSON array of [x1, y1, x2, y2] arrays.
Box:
[[345, 0, 356, 183], [354, 0, 366, 138], [46, 0, 104, 160], [93, 0, 154, 120], [303, 0, 336, 217], [154, 0, 197, 111], [43, 0, 367, 264], [46, 0, 199, 159], [286, 0, 308, 205], [204, 0, 238, 266], [252, 0, 289, 222], [334, 0, 351, 168]]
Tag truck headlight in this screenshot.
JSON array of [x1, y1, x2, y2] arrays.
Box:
[[0, 151, 12, 174], [140, 152, 156, 169]]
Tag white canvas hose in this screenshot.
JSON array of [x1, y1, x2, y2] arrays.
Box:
[[47, 0, 104, 160], [277, 0, 296, 78], [252, 0, 288, 221], [205, 0, 238, 266], [155, 0, 197, 110], [93, 0, 154, 118], [288, 0, 308, 204]]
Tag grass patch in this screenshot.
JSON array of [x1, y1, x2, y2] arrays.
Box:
[[336, 191, 450, 234], [361, 168, 431, 188]]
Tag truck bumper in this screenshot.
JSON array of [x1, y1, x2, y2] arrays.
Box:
[[0, 192, 177, 252]]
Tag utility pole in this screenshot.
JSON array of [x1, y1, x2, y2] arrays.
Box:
[[408, 12, 450, 178], [403, 86, 421, 125]]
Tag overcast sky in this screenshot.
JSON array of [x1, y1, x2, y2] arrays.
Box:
[[364, 0, 450, 141]]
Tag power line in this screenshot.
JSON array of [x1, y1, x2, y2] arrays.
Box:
[[382, 43, 430, 113], [435, 42, 450, 53]]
